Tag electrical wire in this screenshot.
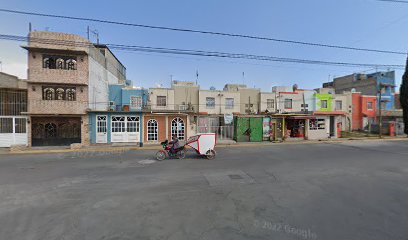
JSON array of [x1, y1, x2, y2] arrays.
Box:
[[0, 97, 359, 106], [0, 8, 406, 55], [375, 0, 408, 3], [0, 34, 404, 69]]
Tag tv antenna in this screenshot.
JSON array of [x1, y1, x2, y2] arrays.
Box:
[[87, 26, 99, 44]]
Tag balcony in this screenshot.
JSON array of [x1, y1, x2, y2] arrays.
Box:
[[142, 103, 193, 112]]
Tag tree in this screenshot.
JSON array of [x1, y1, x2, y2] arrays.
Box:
[[401, 56, 408, 135]]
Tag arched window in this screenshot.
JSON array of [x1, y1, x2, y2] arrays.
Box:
[[66, 59, 77, 70], [66, 88, 76, 101], [56, 58, 65, 69], [171, 117, 185, 140], [43, 88, 55, 100], [43, 58, 50, 68], [147, 119, 158, 141], [56, 88, 65, 100]]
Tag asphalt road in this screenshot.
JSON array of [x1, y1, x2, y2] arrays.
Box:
[[1, 140, 408, 240]]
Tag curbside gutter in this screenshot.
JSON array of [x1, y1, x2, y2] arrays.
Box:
[[1, 137, 407, 156]]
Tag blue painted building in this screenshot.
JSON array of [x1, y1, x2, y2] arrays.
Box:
[[368, 71, 395, 111], [329, 71, 396, 111], [88, 84, 148, 145]]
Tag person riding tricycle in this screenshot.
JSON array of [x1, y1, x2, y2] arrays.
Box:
[[155, 135, 186, 161]]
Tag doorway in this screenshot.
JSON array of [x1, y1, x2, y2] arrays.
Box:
[[330, 116, 335, 137]]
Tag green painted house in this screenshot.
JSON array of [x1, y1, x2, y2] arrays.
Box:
[[315, 94, 333, 112]]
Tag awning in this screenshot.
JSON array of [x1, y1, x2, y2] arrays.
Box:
[[313, 111, 346, 116], [286, 116, 316, 120]]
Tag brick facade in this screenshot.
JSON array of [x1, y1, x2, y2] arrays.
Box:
[[27, 84, 88, 115], [23, 31, 124, 147]]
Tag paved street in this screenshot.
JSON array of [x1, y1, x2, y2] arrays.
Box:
[[0, 140, 408, 240]]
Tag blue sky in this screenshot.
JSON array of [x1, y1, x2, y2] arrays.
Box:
[[0, 0, 407, 91]]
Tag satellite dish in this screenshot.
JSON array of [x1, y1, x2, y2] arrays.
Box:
[[210, 86, 216, 91], [293, 84, 298, 92]]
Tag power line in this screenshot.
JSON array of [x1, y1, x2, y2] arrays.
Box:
[[0, 8, 406, 55], [0, 34, 404, 69], [375, 0, 408, 3]]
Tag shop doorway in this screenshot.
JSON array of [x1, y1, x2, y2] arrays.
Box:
[[286, 119, 306, 139]]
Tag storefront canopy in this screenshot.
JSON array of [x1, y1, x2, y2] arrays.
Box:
[[286, 116, 316, 120], [313, 111, 346, 116]]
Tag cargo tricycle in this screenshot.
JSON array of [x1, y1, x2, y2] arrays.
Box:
[[186, 133, 217, 160]]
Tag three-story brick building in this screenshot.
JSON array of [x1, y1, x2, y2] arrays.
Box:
[[23, 31, 126, 146]]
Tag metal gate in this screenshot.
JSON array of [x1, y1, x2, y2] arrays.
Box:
[[270, 118, 284, 141], [31, 117, 81, 146], [249, 118, 263, 142], [0, 116, 28, 147], [234, 117, 263, 142], [396, 121, 405, 136], [198, 117, 234, 140]]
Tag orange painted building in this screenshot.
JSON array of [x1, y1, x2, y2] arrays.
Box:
[[143, 114, 188, 143], [351, 92, 376, 130]]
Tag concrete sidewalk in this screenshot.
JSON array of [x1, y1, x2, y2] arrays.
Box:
[[1, 136, 407, 156]]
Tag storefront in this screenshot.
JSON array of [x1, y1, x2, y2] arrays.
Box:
[[283, 115, 316, 140], [313, 112, 347, 138], [307, 117, 329, 140], [285, 117, 306, 139]]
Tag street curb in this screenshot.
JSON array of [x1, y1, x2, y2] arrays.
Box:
[[1, 137, 407, 156]]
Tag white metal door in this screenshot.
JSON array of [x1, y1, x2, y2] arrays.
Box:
[[111, 115, 140, 143], [0, 116, 28, 147], [126, 116, 140, 142], [96, 115, 107, 143]]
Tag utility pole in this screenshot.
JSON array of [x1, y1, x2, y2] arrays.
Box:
[[248, 96, 251, 114], [378, 84, 383, 139]]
